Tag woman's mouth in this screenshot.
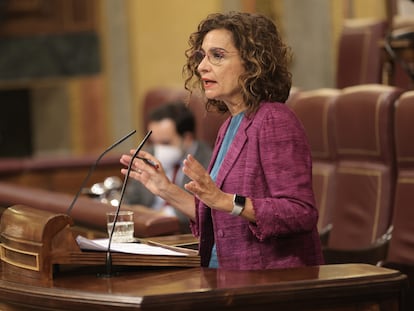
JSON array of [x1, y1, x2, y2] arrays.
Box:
[[202, 79, 216, 88]]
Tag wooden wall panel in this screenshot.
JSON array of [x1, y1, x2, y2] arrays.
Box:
[[0, 0, 97, 36]]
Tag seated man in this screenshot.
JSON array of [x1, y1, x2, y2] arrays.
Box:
[[124, 101, 212, 233]]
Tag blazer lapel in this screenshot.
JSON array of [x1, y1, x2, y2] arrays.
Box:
[[213, 115, 252, 188]]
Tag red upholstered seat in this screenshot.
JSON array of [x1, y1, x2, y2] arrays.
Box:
[[285, 86, 301, 106], [324, 84, 404, 264], [382, 90, 414, 310], [288, 88, 339, 244], [387, 90, 414, 265], [336, 19, 387, 88]]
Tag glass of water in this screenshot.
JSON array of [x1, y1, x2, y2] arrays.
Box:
[[106, 210, 134, 243]]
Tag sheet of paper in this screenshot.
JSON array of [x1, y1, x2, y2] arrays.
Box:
[[76, 235, 187, 257]]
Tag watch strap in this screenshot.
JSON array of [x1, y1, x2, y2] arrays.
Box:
[[231, 194, 246, 216]]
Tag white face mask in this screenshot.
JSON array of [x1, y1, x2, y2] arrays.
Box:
[[154, 144, 183, 172]]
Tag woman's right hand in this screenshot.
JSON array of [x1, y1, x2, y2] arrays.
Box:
[[120, 149, 171, 197], [120, 150, 196, 220]]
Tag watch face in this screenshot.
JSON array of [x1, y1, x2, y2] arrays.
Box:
[[235, 194, 246, 206]]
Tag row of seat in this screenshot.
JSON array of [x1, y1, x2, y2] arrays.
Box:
[[287, 84, 414, 271]]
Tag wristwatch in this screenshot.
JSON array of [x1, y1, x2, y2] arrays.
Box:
[[231, 194, 246, 216]]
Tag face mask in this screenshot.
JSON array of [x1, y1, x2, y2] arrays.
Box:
[[154, 144, 183, 171]]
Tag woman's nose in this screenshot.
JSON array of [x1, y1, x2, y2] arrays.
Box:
[[197, 56, 210, 73]]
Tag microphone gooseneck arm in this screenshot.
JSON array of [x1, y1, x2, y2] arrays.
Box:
[[104, 130, 153, 277], [66, 129, 137, 216]]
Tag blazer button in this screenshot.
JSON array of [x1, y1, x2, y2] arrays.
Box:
[[217, 229, 224, 237]]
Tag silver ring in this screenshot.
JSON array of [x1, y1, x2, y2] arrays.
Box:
[[137, 169, 142, 174]]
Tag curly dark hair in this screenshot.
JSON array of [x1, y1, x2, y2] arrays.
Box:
[[183, 11, 292, 114]]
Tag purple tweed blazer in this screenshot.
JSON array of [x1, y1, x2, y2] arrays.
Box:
[[191, 102, 324, 270]]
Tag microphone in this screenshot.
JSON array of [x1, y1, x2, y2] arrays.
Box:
[[101, 130, 153, 278], [66, 129, 137, 215]]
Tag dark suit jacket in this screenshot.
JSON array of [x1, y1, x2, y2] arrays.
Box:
[[191, 102, 324, 269]]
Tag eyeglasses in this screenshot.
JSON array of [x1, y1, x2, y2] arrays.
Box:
[[192, 48, 237, 66]]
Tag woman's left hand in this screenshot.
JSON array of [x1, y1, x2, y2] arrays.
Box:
[[182, 154, 230, 212]]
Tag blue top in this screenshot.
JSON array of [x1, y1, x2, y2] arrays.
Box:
[[208, 112, 244, 268]]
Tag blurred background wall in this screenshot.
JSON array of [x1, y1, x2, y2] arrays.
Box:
[[0, 0, 395, 157]]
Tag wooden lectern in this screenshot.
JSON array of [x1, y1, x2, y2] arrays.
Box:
[[0, 205, 199, 284], [0, 205, 78, 283]]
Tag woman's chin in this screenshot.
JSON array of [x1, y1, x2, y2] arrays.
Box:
[[204, 90, 219, 100]]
